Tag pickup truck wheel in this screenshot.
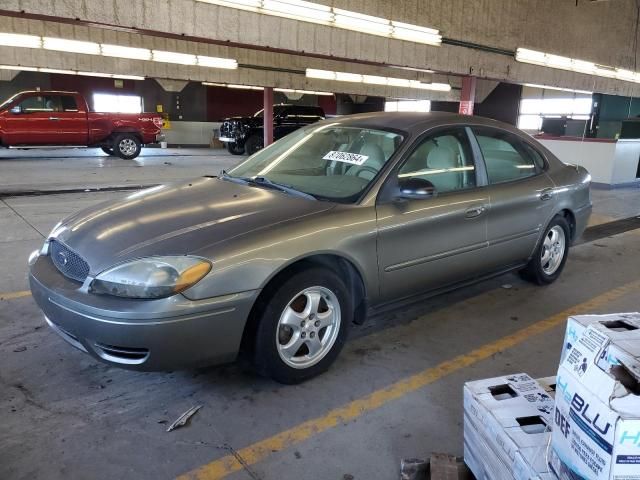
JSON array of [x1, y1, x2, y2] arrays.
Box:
[[245, 135, 263, 156], [226, 142, 245, 155], [101, 146, 114, 156], [114, 134, 142, 160]]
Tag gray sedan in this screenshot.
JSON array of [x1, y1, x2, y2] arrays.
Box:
[[29, 112, 591, 383]]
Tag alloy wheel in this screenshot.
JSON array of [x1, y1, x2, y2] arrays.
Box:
[[541, 225, 566, 275], [119, 138, 138, 156], [276, 286, 341, 369]]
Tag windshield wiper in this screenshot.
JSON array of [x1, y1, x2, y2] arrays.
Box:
[[219, 171, 316, 200]]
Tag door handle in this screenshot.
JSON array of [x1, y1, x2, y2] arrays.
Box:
[[465, 205, 487, 218], [49, 116, 60, 121], [540, 188, 554, 201]]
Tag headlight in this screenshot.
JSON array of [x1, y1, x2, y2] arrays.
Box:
[[90, 256, 211, 299]]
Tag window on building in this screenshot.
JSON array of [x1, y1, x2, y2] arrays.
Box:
[[385, 100, 431, 112], [517, 86, 592, 132], [92, 93, 143, 113]]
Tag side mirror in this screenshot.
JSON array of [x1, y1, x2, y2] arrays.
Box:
[[396, 177, 436, 200], [10, 105, 21, 114]]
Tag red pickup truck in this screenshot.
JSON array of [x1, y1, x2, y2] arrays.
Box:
[[0, 91, 164, 159]]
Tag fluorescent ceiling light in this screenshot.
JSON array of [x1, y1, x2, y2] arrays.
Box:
[[274, 88, 333, 95], [39, 68, 77, 75], [333, 9, 391, 36], [307, 68, 451, 92], [202, 82, 228, 87], [335, 71, 364, 83], [101, 44, 152, 60], [228, 84, 264, 90], [0, 64, 38, 72], [0, 32, 238, 72], [361, 75, 388, 85], [523, 83, 593, 95], [198, 0, 262, 8], [516, 47, 640, 84], [306, 68, 335, 80], [152, 50, 197, 65], [386, 77, 412, 88], [0, 32, 41, 48], [197, 55, 238, 69], [43, 37, 100, 55], [262, 0, 332, 23], [195, 0, 441, 46], [78, 71, 144, 80]]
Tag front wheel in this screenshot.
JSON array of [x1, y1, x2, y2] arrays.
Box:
[[520, 215, 570, 285], [113, 133, 142, 160], [226, 142, 245, 155], [244, 134, 263, 156], [253, 268, 351, 384]]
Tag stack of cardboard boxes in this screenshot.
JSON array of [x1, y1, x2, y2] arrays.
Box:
[[464, 313, 640, 480], [464, 373, 557, 479]]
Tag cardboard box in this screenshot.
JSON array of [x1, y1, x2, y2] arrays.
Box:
[[551, 313, 640, 480], [464, 374, 556, 480]]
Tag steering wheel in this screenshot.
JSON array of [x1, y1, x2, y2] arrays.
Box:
[[351, 165, 379, 179]]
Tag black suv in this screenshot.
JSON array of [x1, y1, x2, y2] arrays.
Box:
[[218, 104, 325, 155]]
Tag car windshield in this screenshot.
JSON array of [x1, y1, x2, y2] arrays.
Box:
[[228, 123, 405, 202], [0, 93, 20, 111], [253, 106, 287, 118]]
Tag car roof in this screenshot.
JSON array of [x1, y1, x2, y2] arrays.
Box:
[[325, 111, 521, 135]]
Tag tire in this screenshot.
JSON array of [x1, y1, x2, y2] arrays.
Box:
[[253, 267, 351, 384], [113, 133, 142, 160], [520, 215, 571, 285], [101, 146, 114, 156], [226, 142, 245, 155], [244, 134, 263, 156]]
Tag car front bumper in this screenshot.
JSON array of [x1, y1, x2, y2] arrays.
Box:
[[29, 255, 259, 371]]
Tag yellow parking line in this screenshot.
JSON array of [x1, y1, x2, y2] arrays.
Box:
[[0, 290, 31, 301], [178, 279, 640, 480]]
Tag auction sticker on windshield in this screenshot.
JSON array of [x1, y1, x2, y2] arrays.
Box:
[[322, 151, 369, 166]]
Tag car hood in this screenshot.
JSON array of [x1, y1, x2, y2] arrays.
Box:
[[51, 177, 334, 275]]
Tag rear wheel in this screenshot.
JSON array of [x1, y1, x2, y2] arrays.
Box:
[[101, 146, 114, 156], [113, 133, 141, 160], [520, 215, 570, 285], [244, 134, 263, 156], [253, 268, 351, 384], [226, 142, 245, 155]]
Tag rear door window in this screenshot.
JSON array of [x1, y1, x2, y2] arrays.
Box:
[[472, 127, 540, 185], [60, 95, 78, 112]]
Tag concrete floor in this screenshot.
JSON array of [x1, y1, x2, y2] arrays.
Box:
[[1, 149, 640, 480], [0, 147, 238, 194]]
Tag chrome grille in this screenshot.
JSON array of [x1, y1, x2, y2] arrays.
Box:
[[50, 240, 90, 283]]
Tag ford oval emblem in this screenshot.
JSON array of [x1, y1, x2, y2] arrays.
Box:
[[57, 251, 69, 266]]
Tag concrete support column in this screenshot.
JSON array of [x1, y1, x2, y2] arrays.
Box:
[[264, 87, 274, 147], [459, 76, 477, 115]]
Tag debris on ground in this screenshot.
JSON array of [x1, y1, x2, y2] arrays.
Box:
[[13, 346, 27, 352], [501, 283, 513, 289], [429, 453, 472, 480], [400, 458, 429, 480], [166, 405, 202, 432]]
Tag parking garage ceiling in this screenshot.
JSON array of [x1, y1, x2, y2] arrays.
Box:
[[1, 0, 640, 96]]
